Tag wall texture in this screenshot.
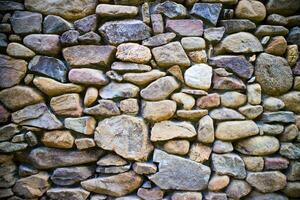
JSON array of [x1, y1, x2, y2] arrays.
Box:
[[0, 0, 300, 199]]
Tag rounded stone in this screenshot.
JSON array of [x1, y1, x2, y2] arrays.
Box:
[[235, 0, 266, 22], [116, 43, 151, 64], [184, 64, 212, 90]]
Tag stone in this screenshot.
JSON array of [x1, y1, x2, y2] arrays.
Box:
[[262, 111, 295, 123], [287, 161, 300, 181], [181, 37, 206, 51], [226, 180, 251, 199], [283, 182, 300, 198], [154, 1, 187, 19], [142, 100, 176, 122], [197, 93, 220, 109], [190, 3, 222, 25], [215, 120, 258, 140], [172, 192, 202, 200], [184, 64, 212, 90], [243, 156, 264, 172], [261, 123, 284, 135], [247, 84, 261, 105], [43, 15, 72, 34], [266, 0, 300, 16], [84, 87, 98, 107], [286, 45, 298, 66], [112, 62, 151, 72], [84, 100, 120, 117], [81, 171, 142, 196], [74, 15, 97, 34], [95, 115, 153, 161], [63, 45, 116, 67], [23, 34, 60, 56], [171, 93, 195, 110], [294, 61, 300, 76], [78, 32, 101, 45], [33, 77, 84, 97], [176, 109, 208, 121], [141, 2, 150, 24], [152, 42, 190, 68], [189, 143, 212, 163], [50, 93, 82, 117], [267, 14, 288, 25], [47, 188, 90, 200], [264, 157, 289, 170], [11, 11, 42, 34], [0, 1, 24, 11], [166, 19, 203, 37], [24, 0, 97, 20], [28, 56, 68, 83], [64, 117, 96, 135], [235, 136, 280, 156], [96, 4, 138, 17], [142, 33, 176, 47], [280, 143, 300, 159], [0, 86, 43, 111], [151, 14, 164, 35], [132, 162, 157, 175], [210, 108, 245, 120], [11, 103, 63, 130], [6, 42, 35, 58], [151, 121, 196, 142], [75, 138, 96, 150], [141, 76, 180, 100], [41, 130, 74, 149], [0, 124, 20, 142], [0, 54, 27, 88], [97, 154, 128, 166], [287, 27, 300, 46], [265, 36, 287, 56], [209, 55, 254, 79], [246, 171, 287, 193], [124, 70, 166, 86], [220, 91, 247, 108], [280, 124, 299, 142], [238, 105, 263, 119], [235, 0, 266, 22], [204, 27, 225, 44], [18, 164, 38, 177], [12, 172, 50, 199], [220, 19, 256, 34], [69, 68, 108, 86], [116, 43, 151, 64], [99, 20, 151, 45], [168, 65, 184, 83], [255, 25, 289, 38], [149, 149, 211, 190], [137, 187, 164, 200], [0, 188, 13, 199], [0, 142, 28, 153], [208, 174, 230, 191], [187, 50, 207, 65], [29, 147, 103, 169], [245, 192, 288, 200], [163, 140, 190, 155], [213, 140, 233, 153], [60, 30, 79, 46], [96, 164, 131, 174], [218, 32, 263, 53], [280, 92, 300, 113], [212, 153, 246, 179], [100, 82, 139, 99], [120, 99, 139, 115]]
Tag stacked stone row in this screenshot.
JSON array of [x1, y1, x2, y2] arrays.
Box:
[[0, 0, 300, 199]]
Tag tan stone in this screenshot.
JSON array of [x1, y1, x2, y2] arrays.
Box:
[[171, 92, 195, 110], [84, 87, 98, 107], [189, 143, 212, 163], [235, 0, 266, 22], [286, 44, 299, 66], [64, 116, 96, 135], [167, 65, 184, 83], [6, 42, 35, 58], [96, 4, 138, 17], [198, 115, 214, 143], [75, 138, 96, 150], [208, 174, 230, 191], [142, 100, 176, 122], [176, 109, 208, 121], [220, 91, 247, 108], [50, 93, 82, 117], [116, 43, 151, 64], [188, 50, 207, 63], [243, 156, 264, 172], [120, 98, 139, 115], [123, 70, 166, 86], [163, 140, 190, 155], [247, 83, 261, 105], [265, 36, 287, 56], [42, 130, 74, 149], [197, 93, 220, 109], [97, 154, 128, 166], [132, 162, 157, 175]]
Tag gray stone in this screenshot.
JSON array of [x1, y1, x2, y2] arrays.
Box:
[[166, 19, 204, 37], [266, 0, 300, 16], [96, 164, 131, 174], [84, 100, 120, 117], [68, 68, 108, 86], [255, 25, 289, 38], [190, 3, 222, 26], [142, 32, 176, 47], [226, 180, 251, 199], [11, 11, 42, 34], [43, 15, 73, 34], [220, 19, 256, 34], [210, 108, 245, 121], [0, 124, 20, 142], [99, 82, 139, 99], [184, 64, 212, 90], [74, 14, 97, 33], [245, 191, 288, 200], [154, 1, 187, 19], [60, 30, 79, 46], [111, 62, 151, 72], [78, 31, 101, 44], [287, 161, 300, 181], [262, 111, 295, 123], [263, 97, 285, 111], [141, 100, 177, 122], [287, 27, 300, 46], [204, 27, 225, 43], [46, 188, 90, 200], [280, 143, 300, 159], [0, 1, 24, 11], [280, 91, 300, 113], [267, 14, 288, 26]]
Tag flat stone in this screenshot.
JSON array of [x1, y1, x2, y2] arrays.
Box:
[[99, 20, 151, 45], [11, 11, 42, 34], [220, 19, 256, 34], [246, 171, 287, 193], [75, 138, 96, 150], [220, 91, 247, 108], [197, 93, 220, 109], [42, 130, 74, 149], [261, 123, 284, 135], [63, 45, 116, 67], [111, 62, 151, 72], [280, 143, 300, 159], [95, 115, 153, 161], [213, 140, 233, 153], [137, 187, 164, 200], [0, 1, 24, 11], [50, 93, 82, 117], [190, 3, 222, 25], [171, 92, 195, 110], [226, 180, 251, 199], [141, 100, 177, 122], [238, 105, 263, 119], [151, 14, 164, 35], [166, 19, 203, 37], [184, 64, 212, 90], [97, 154, 128, 166], [243, 156, 264, 172], [266, 0, 300, 16], [99, 82, 139, 99], [78, 31, 100, 44], [197, 115, 214, 143], [208, 174, 230, 191], [283, 182, 300, 198], [189, 143, 212, 163], [68, 68, 108, 86], [245, 191, 288, 200], [6, 42, 35, 58], [47, 188, 90, 200], [60, 30, 80, 46], [255, 25, 289, 38], [149, 149, 211, 190], [210, 108, 245, 121], [24, 0, 97, 20], [43, 15, 73, 34], [181, 37, 206, 51], [163, 140, 190, 155], [280, 124, 299, 142], [65, 116, 96, 135], [287, 161, 300, 181], [280, 91, 300, 113], [23, 34, 61, 56], [262, 111, 295, 123], [133, 162, 157, 175], [286, 45, 298, 67], [0, 142, 28, 153], [267, 14, 288, 25], [0, 124, 20, 142], [116, 43, 151, 64], [29, 56, 68, 82], [96, 4, 138, 18], [0, 54, 27, 88], [204, 27, 225, 44], [123, 70, 166, 86], [142, 32, 176, 47], [176, 109, 208, 121], [154, 1, 187, 19], [235, 136, 280, 156], [120, 99, 139, 115], [264, 157, 289, 170], [84, 100, 120, 117], [152, 42, 190, 68], [287, 27, 300, 46], [172, 192, 202, 200], [29, 147, 103, 169], [263, 97, 285, 112], [74, 15, 97, 34], [96, 164, 131, 174], [212, 153, 246, 179], [235, 0, 266, 22], [213, 74, 246, 90]]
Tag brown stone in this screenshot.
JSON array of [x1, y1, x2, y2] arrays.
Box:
[[189, 143, 212, 163], [235, 0, 266, 22], [142, 100, 176, 122], [163, 140, 190, 155], [197, 93, 220, 109], [208, 174, 230, 191], [132, 162, 157, 175], [265, 36, 287, 56], [96, 4, 138, 18], [42, 130, 74, 149], [50, 93, 82, 117], [137, 187, 164, 200], [243, 156, 264, 172], [116, 43, 151, 64], [167, 65, 184, 83], [84, 87, 98, 107]]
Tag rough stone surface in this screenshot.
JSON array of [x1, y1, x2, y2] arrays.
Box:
[[141, 100, 177, 122], [184, 64, 212, 90]]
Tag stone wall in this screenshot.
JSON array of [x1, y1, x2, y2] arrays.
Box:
[[0, 0, 300, 199]]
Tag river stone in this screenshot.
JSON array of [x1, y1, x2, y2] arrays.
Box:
[[11, 11, 42, 34], [235, 0, 266, 22], [287, 27, 300, 46], [149, 149, 211, 190], [166, 19, 203, 37], [96, 4, 138, 18], [152, 42, 190, 68], [123, 70, 166, 86], [0, 54, 27, 88], [280, 91, 300, 113], [51, 166, 93, 186], [69, 68, 108, 86], [212, 153, 246, 179], [81, 171, 142, 196], [280, 143, 300, 159], [151, 121, 196, 142], [154, 1, 187, 19], [0, 124, 20, 142], [116, 43, 151, 64], [265, 36, 287, 56], [63, 45, 116, 68], [235, 136, 280, 156], [246, 171, 287, 193], [255, 53, 293, 96], [190, 3, 222, 26], [43, 15, 73, 34], [141, 100, 177, 122], [29, 147, 103, 169], [24, 0, 97, 20], [99, 82, 139, 99], [184, 64, 212, 90], [29, 56, 68, 82], [140, 76, 180, 100], [64, 116, 96, 135], [0, 1, 24, 11], [6, 42, 35, 58], [218, 32, 263, 53], [210, 108, 245, 120], [47, 188, 90, 200], [12, 172, 50, 199], [266, 0, 300, 16], [255, 25, 289, 38], [262, 111, 295, 123], [99, 20, 151, 45], [95, 115, 153, 161], [220, 19, 256, 34], [213, 74, 246, 90]]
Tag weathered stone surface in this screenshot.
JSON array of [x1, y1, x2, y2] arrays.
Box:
[[0, 141, 28, 153], [0, 124, 20, 142], [245, 192, 288, 200], [181, 37, 206, 51], [204, 27, 225, 44], [154, 1, 187, 19], [184, 64, 212, 90], [132, 162, 157, 175], [163, 140, 190, 156], [81, 171, 142, 196], [266, 0, 300, 16], [197, 93, 220, 109], [208, 174, 230, 191], [213, 140, 233, 153], [24, 0, 97, 20], [60, 30, 80, 46], [75, 138, 96, 150], [96, 4, 138, 18], [142, 32, 176, 47], [283, 182, 300, 198], [97, 154, 128, 166], [43, 15, 72, 34], [68, 68, 108, 86], [288, 27, 300, 46], [142, 100, 176, 122], [64, 117, 96, 135], [280, 143, 300, 159], [189, 143, 211, 163], [239, 105, 263, 119], [213, 74, 246, 90], [74, 15, 97, 34], [265, 36, 287, 56], [152, 42, 190, 68], [41, 130, 74, 149], [149, 149, 211, 190], [220, 91, 247, 108], [246, 171, 287, 193], [0, 1, 24, 11], [100, 82, 139, 99], [235, 0, 266, 22], [50, 93, 82, 117], [95, 115, 153, 161], [29, 147, 103, 169], [262, 111, 295, 123], [11, 11, 42, 34], [177, 109, 208, 121], [263, 97, 284, 111], [172, 192, 202, 200], [84, 100, 120, 117], [116, 43, 151, 64], [264, 157, 289, 170], [6, 42, 35, 58], [99, 20, 151, 45], [124, 70, 166, 86], [171, 92, 195, 110], [47, 188, 90, 200], [287, 161, 300, 181], [112, 62, 151, 72], [190, 3, 222, 25], [220, 19, 256, 34], [243, 156, 264, 172], [280, 91, 300, 113], [137, 187, 163, 200], [235, 136, 280, 156], [226, 180, 251, 199], [210, 108, 245, 120], [0, 54, 27, 88], [255, 25, 289, 38], [63, 45, 115, 68], [166, 19, 203, 37]]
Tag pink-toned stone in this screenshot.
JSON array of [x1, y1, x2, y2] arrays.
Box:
[[264, 157, 289, 170], [69, 68, 108, 86], [213, 73, 246, 90], [197, 93, 220, 108], [137, 187, 164, 200], [166, 19, 203, 36]]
